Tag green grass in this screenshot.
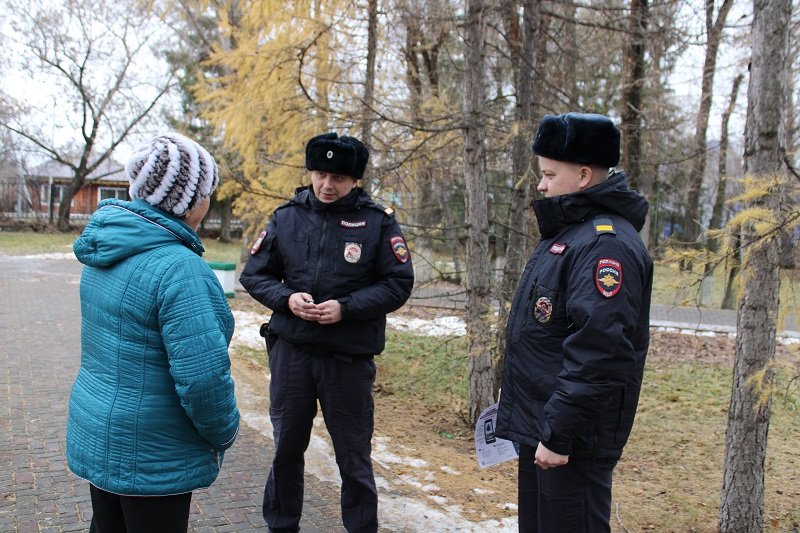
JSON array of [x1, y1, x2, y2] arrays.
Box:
[[380, 330, 469, 415], [232, 344, 267, 367], [202, 238, 245, 263], [0, 228, 245, 264], [615, 360, 800, 532], [0, 229, 78, 255]]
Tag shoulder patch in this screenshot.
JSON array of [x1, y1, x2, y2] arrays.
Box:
[[595, 258, 622, 298], [250, 230, 267, 255], [593, 217, 616, 235], [390, 235, 409, 263], [384, 207, 394, 216]]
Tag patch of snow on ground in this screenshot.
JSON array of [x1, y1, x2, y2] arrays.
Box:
[[387, 315, 466, 337], [378, 494, 517, 532], [440, 466, 462, 475], [373, 437, 429, 468], [232, 309, 469, 345], [21, 252, 76, 260], [231, 310, 269, 349], [652, 320, 800, 345]]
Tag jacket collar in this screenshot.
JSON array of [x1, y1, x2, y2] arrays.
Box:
[[73, 199, 204, 268], [294, 186, 370, 212], [532, 171, 649, 239]]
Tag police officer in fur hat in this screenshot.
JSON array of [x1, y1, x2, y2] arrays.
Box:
[[495, 113, 653, 532], [240, 133, 414, 533]]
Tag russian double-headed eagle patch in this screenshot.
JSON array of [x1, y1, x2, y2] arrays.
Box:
[[595, 258, 622, 298], [390, 236, 409, 263]]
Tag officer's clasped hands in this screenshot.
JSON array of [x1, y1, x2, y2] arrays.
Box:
[[288, 292, 343, 324]]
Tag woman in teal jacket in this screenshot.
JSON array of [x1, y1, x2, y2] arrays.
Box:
[[66, 133, 239, 533]]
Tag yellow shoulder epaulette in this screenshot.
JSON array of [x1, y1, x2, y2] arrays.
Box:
[[593, 217, 616, 235]]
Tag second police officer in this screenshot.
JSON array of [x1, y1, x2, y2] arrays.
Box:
[[240, 132, 414, 533], [496, 113, 654, 532]]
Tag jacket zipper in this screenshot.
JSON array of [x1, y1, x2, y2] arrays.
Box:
[[313, 211, 330, 296], [310, 211, 330, 343]]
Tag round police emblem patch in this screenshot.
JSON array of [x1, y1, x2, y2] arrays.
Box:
[[344, 242, 362, 263], [534, 296, 553, 324]]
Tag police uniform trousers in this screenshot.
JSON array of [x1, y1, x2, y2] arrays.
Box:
[[264, 338, 378, 533], [518, 443, 617, 533]]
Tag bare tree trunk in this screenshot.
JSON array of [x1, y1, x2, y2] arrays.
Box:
[[494, 0, 540, 396], [400, 6, 443, 278], [57, 178, 82, 231], [561, 3, 578, 101], [57, 142, 97, 230], [438, 179, 463, 284], [646, 35, 668, 250], [218, 197, 233, 243], [701, 73, 744, 306], [719, 0, 791, 530], [621, 0, 649, 192], [360, 0, 378, 196], [683, 0, 734, 249], [721, 228, 741, 310], [463, 0, 494, 424]]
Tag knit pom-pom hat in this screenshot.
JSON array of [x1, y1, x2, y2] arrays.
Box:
[[126, 133, 219, 217]]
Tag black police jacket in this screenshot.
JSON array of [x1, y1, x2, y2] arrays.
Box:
[[240, 186, 414, 357], [495, 172, 653, 460]]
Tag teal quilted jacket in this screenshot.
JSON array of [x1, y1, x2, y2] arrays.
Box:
[[66, 199, 240, 495]]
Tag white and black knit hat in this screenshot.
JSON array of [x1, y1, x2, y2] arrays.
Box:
[[126, 133, 219, 217]]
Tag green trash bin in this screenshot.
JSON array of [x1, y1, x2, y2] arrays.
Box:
[[207, 261, 236, 298]]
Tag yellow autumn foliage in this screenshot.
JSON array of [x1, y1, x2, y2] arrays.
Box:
[[666, 171, 799, 308], [194, 0, 356, 236]]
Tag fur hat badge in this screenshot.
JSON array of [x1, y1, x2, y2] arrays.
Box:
[[305, 133, 369, 180], [532, 113, 620, 168], [126, 133, 219, 217]]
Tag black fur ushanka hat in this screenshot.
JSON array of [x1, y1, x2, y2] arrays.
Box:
[[305, 133, 369, 180], [531, 113, 620, 168]]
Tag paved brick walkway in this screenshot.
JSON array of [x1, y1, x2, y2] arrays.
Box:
[[0, 255, 344, 532]]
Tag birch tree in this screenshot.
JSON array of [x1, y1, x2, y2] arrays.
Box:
[[719, 0, 791, 529]]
